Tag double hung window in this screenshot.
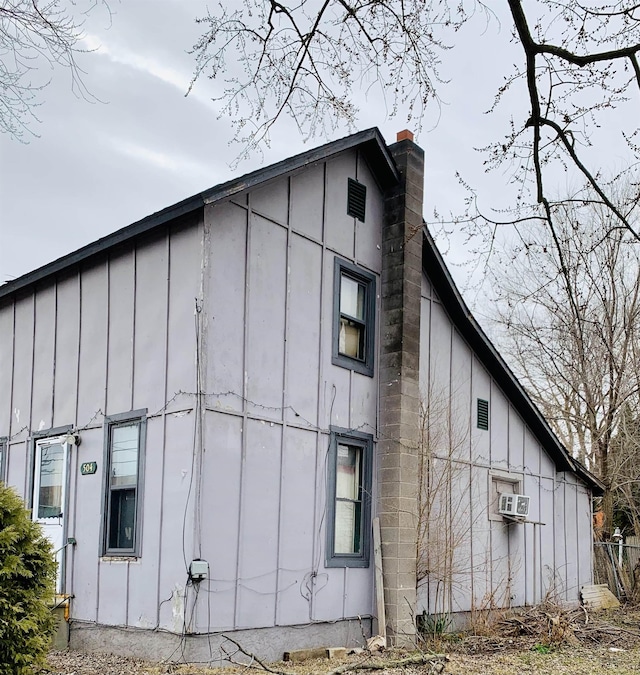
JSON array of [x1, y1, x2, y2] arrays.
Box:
[[326, 428, 372, 567], [103, 410, 146, 556], [333, 259, 376, 377]]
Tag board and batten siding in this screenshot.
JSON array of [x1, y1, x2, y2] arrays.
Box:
[[193, 148, 381, 632], [0, 147, 381, 638], [417, 272, 593, 618]]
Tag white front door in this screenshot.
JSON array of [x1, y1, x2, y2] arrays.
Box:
[[33, 437, 70, 593]]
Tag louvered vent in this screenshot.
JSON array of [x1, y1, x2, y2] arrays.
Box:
[[347, 178, 366, 222], [477, 399, 489, 430]]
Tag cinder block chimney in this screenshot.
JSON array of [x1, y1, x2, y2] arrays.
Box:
[[378, 130, 424, 645]]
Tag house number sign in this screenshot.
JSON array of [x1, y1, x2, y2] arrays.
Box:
[[80, 462, 97, 475]]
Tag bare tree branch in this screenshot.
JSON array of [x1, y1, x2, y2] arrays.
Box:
[[0, 0, 110, 140]]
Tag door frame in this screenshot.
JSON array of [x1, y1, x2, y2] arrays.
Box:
[[30, 427, 73, 594]]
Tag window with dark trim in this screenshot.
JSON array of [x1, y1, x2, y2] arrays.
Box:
[[332, 258, 376, 377], [0, 438, 6, 483], [326, 427, 372, 568], [477, 398, 489, 430], [103, 410, 146, 557]]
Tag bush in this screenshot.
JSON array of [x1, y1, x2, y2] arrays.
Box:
[[0, 483, 56, 674]]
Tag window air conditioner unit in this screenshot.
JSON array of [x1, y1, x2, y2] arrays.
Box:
[[498, 493, 530, 518]]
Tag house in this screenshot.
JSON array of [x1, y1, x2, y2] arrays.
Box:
[[0, 128, 603, 663]]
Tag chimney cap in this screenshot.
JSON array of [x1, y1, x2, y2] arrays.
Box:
[[396, 129, 414, 142]]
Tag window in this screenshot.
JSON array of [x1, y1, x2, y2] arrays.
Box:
[[0, 438, 6, 483], [488, 470, 522, 522], [326, 428, 372, 567], [34, 439, 66, 518], [103, 410, 146, 556], [477, 398, 489, 430], [332, 259, 376, 377]]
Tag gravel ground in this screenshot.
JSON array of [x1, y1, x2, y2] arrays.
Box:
[[44, 646, 640, 675], [43, 607, 640, 675], [44, 645, 640, 675]]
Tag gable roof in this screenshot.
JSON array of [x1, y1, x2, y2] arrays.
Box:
[[422, 225, 604, 495], [0, 127, 398, 301], [1, 127, 603, 494]]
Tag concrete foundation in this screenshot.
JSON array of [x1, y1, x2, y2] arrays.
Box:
[[69, 617, 373, 666]]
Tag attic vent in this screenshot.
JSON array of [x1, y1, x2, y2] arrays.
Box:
[[347, 178, 366, 222], [477, 399, 489, 430]]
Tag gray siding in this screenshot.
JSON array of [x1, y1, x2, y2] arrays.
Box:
[[0, 148, 382, 637], [417, 272, 593, 617]]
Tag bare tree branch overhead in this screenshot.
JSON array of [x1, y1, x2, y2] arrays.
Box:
[[486, 184, 640, 530], [189, 0, 640, 241], [0, 0, 110, 140]]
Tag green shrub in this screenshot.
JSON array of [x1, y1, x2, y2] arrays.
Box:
[[0, 483, 56, 674], [416, 609, 452, 638]]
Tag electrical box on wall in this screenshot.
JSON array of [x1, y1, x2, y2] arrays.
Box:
[[498, 493, 530, 518], [189, 559, 209, 581]]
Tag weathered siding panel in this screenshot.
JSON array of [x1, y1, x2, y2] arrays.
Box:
[[285, 234, 322, 428], [133, 236, 168, 414], [554, 479, 568, 600], [426, 300, 452, 453], [204, 202, 247, 414], [276, 426, 317, 625], [97, 561, 128, 625], [290, 164, 324, 242], [69, 426, 102, 622], [251, 179, 289, 226], [470, 465, 491, 608], [11, 293, 34, 443], [563, 475, 579, 599], [490, 386, 509, 468], [235, 419, 281, 629], [344, 565, 374, 618], [523, 430, 541, 604], [52, 275, 79, 427], [165, 222, 203, 410], [576, 484, 593, 592], [539, 476, 556, 598], [350, 373, 377, 432], [246, 214, 287, 420], [77, 265, 108, 427], [157, 412, 195, 633], [419, 295, 431, 403], [31, 286, 56, 431], [0, 302, 14, 437], [106, 251, 135, 414], [199, 411, 243, 631], [450, 464, 473, 611], [508, 406, 525, 471], [5, 440, 27, 500], [450, 332, 471, 462]]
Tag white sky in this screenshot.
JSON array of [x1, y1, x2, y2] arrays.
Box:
[[0, 1, 633, 300]]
